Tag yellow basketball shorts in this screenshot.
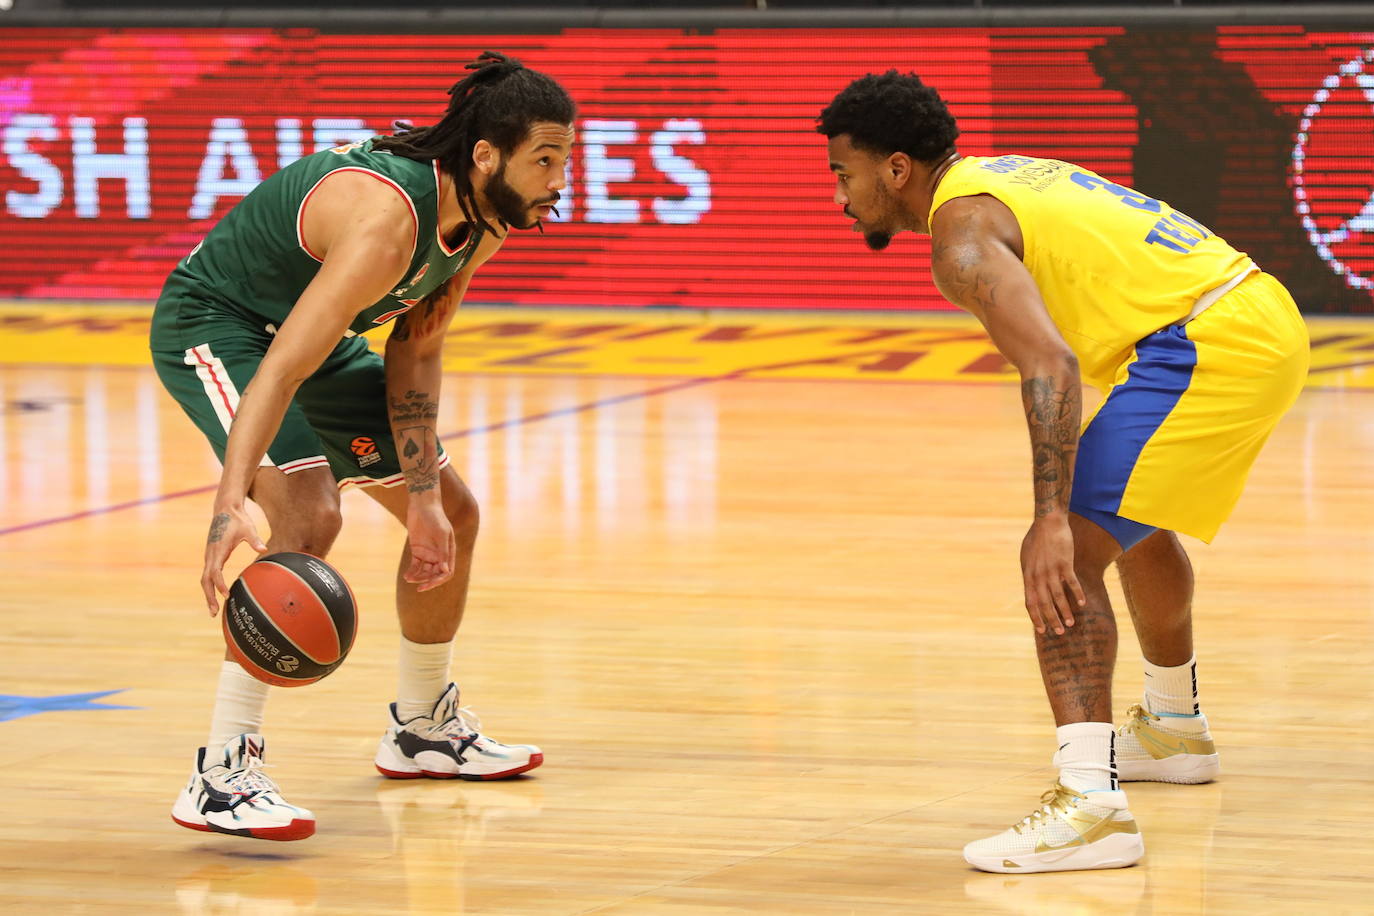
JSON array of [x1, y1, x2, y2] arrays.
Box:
[[1069, 271, 1310, 544]]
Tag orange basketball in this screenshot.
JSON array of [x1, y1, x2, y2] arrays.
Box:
[[221, 552, 358, 687]]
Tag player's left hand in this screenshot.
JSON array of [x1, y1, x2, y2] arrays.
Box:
[[1019, 514, 1086, 636], [404, 501, 456, 592]]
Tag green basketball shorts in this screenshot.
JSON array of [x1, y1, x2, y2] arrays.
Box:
[[149, 294, 448, 489]]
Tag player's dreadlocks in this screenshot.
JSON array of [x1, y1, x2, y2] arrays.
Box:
[[374, 51, 575, 234], [817, 70, 959, 164]]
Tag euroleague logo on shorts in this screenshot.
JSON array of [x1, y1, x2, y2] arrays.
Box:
[[1292, 48, 1374, 290], [350, 436, 382, 468]]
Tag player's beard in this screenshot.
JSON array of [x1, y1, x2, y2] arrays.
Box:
[[861, 182, 903, 251], [864, 228, 893, 251], [482, 162, 559, 231]]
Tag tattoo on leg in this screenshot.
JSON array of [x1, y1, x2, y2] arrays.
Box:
[[1035, 592, 1117, 723]]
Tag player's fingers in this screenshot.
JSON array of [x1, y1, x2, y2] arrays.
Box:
[[416, 580, 442, 593], [404, 555, 442, 586], [201, 572, 218, 616], [1067, 570, 1088, 609], [1049, 575, 1076, 629], [415, 558, 453, 592], [1023, 586, 1047, 635], [1036, 577, 1067, 635]]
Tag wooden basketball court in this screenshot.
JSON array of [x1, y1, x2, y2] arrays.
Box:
[[1, 303, 1372, 913]]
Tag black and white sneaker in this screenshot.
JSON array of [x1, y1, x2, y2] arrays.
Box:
[[374, 683, 543, 780], [171, 734, 315, 841]]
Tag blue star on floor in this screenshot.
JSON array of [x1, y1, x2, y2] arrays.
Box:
[[0, 690, 140, 722]]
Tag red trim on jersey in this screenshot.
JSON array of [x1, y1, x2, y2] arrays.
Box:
[[433, 160, 469, 256], [192, 345, 236, 420], [371, 303, 416, 325], [297, 167, 420, 264]]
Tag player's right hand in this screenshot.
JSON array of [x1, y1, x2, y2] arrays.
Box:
[[403, 501, 456, 593], [201, 505, 268, 616], [1019, 514, 1085, 636]]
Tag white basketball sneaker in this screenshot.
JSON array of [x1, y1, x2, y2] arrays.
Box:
[[1116, 703, 1220, 784], [963, 782, 1144, 874], [374, 683, 543, 780], [171, 734, 315, 841]]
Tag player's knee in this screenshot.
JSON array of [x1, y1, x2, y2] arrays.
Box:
[[277, 501, 344, 555], [1071, 541, 1115, 584], [446, 484, 480, 545], [1072, 554, 1110, 587], [1133, 529, 1185, 563]]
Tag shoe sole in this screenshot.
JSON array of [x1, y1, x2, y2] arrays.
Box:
[[965, 832, 1145, 874], [1118, 752, 1219, 784], [171, 813, 316, 841], [376, 751, 544, 781]]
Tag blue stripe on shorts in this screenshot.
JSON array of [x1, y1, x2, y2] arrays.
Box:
[[1070, 324, 1198, 549]]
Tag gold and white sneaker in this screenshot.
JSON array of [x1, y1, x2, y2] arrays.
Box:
[[963, 782, 1144, 874], [1116, 704, 1219, 784]]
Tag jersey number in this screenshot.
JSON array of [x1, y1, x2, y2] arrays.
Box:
[[1070, 172, 1212, 254]]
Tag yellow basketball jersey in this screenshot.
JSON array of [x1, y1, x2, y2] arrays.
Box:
[[929, 155, 1254, 390]]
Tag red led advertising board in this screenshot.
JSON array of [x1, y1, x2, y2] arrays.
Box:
[[1, 26, 1371, 312]]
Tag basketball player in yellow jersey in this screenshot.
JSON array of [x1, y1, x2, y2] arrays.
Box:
[[818, 71, 1309, 873]]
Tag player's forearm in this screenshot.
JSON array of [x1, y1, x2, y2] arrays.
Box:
[[1018, 353, 1081, 519], [215, 381, 298, 507], [385, 349, 444, 501]]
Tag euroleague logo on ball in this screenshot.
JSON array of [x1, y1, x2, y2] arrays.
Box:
[[350, 435, 382, 468], [275, 655, 300, 674], [1292, 48, 1374, 290]]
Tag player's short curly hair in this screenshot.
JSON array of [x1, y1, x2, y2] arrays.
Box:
[[817, 71, 959, 164]]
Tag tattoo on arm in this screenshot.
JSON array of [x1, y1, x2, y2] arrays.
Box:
[[389, 389, 438, 424], [399, 427, 439, 493], [932, 219, 1081, 518], [389, 389, 440, 494], [931, 237, 1002, 315], [1021, 375, 1080, 517], [208, 513, 230, 544], [389, 281, 458, 344]]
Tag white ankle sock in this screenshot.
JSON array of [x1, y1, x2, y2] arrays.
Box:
[[1143, 655, 1200, 716], [207, 660, 270, 753], [1055, 722, 1118, 792], [396, 636, 452, 722]]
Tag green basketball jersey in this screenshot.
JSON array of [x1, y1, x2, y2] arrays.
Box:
[[156, 138, 483, 338]]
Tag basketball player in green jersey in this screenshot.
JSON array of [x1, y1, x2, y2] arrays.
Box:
[[152, 52, 575, 840], [819, 73, 1308, 872]]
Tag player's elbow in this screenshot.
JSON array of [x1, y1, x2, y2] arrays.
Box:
[[1016, 346, 1078, 381], [251, 359, 313, 398]]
